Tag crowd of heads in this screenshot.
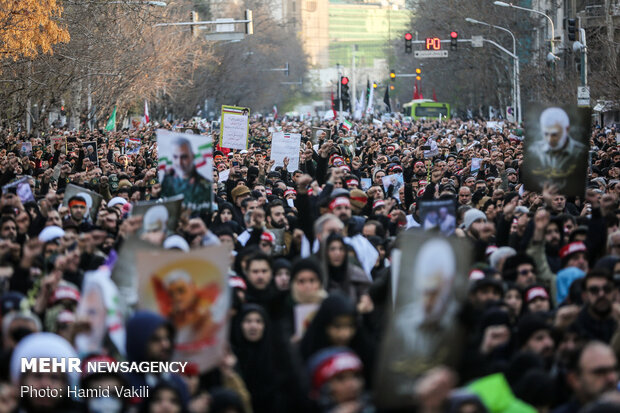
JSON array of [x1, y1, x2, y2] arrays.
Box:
[[0, 115, 619, 413]]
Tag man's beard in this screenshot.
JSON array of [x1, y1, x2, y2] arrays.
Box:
[[271, 220, 286, 229], [592, 297, 612, 317]]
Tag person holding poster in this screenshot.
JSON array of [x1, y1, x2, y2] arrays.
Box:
[[137, 247, 230, 373], [523, 106, 590, 196], [159, 131, 213, 212], [220, 105, 250, 150], [270, 131, 301, 172]]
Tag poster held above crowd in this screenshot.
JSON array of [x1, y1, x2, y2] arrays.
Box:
[[419, 199, 457, 236], [136, 246, 230, 372], [157, 129, 213, 213], [522, 105, 591, 197], [220, 105, 250, 150], [131, 195, 184, 237], [375, 232, 471, 409], [270, 131, 301, 172]]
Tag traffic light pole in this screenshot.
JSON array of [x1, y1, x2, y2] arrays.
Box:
[[404, 37, 521, 123], [579, 28, 588, 87], [337, 64, 343, 123]]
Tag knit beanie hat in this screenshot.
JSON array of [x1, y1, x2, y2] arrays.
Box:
[[516, 314, 550, 348], [307, 347, 362, 397], [463, 208, 487, 230]]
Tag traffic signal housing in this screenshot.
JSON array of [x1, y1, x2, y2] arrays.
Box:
[[404, 32, 413, 53], [190, 11, 199, 38], [567, 18, 577, 41], [390, 70, 396, 81], [245, 9, 254, 35], [450, 31, 458, 51], [372, 82, 378, 89], [340, 76, 351, 111]]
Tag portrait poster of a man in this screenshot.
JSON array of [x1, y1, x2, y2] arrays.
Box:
[[136, 246, 230, 372], [131, 194, 184, 236], [157, 129, 214, 212], [374, 232, 471, 409], [523, 105, 591, 196], [419, 199, 457, 236]]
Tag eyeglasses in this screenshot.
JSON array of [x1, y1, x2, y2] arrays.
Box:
[[518, 268, 535, 276], [587, 285, 613, 295]]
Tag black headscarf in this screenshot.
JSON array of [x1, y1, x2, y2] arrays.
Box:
[[231, 304, 283, 413], [299, 292, 375, 387]]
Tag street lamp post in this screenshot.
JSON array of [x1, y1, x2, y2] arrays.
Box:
[[493, 1, 556, 58], [465, 18, 521, 123]]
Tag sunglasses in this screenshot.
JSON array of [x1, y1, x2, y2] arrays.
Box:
[[587, 285, 613, 295], [518, 268, 535, 276]]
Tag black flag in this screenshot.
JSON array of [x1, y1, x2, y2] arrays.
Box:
[[384, 85, 391, 113]]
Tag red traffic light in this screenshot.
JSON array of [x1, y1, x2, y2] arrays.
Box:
[[450, 31, 458, 39], [341, 77, 349, 85], [404, 32, 413, 41]]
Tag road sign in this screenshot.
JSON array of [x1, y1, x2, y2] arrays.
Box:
[[472, 36, 483, 48], [414, 50, 448, 58], [578, 98, 590, 107], [577, 86, 590, 107]]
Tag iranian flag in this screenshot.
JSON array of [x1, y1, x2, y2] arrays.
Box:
[[143, 100, 150, 124], [194, 142, 213, 169], [342, 119, 352, 131]]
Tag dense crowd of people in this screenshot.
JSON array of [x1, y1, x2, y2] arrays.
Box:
[[0, 115, 619, 413]]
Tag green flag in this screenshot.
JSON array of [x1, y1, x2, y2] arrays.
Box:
[[105, 106, 117, 131]]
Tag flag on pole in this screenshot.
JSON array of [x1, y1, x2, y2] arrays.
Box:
[[273, 105, 278, 120], [413, 81, 419, 100], [331, 90, 337, 119], [143, 100, 150, 124], [105, 106, 117, 132], [383, 85, 391, 113], [432, 89, 437, 102], [365, 82, 375, 116], [342, 119, 352, 132], [354, 89, 365, 120]]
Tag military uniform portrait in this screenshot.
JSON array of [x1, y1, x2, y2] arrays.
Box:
[[157, 129, 214, 212], [523, 105, 591, 196]]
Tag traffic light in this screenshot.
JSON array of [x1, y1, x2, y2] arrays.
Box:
[[567, 18, 577, 41], [415, 68, 421, 81], [390, 85, 395, 90], [60, 106, 66, 117], [404, 32, 413, 54], [372, 82, 378, 89], [190, 11, 199, 38], [450, 31, 458, 51], [390, 70, 396, 81], [245, 9, 254, 35], [340, 76, 351, 111]]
